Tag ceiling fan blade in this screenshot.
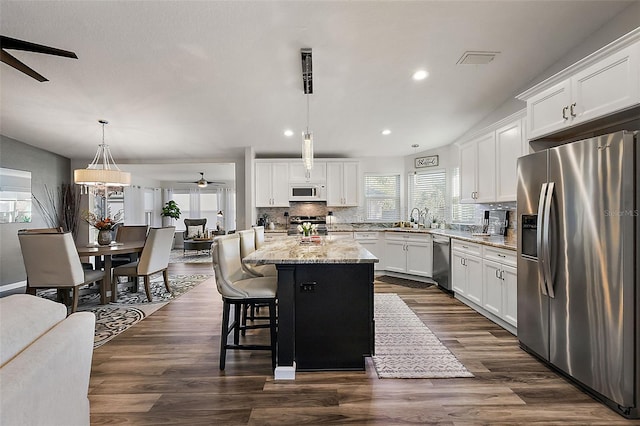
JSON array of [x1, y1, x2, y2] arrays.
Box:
[[0, 35, 78, 58], [0, 49, 47, 81]]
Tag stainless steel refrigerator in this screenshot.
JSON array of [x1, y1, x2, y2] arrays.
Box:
[[516, 130, 638, 418]]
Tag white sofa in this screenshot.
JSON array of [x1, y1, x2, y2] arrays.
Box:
[[0, 294, 95, 426]]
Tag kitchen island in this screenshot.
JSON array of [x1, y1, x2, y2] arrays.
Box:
[[243, 235, 378, 380]]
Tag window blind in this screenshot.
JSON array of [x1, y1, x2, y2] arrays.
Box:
[[451, 167, 475, 223], [364, 174, 400, 221], [409, 170, 446, 221]]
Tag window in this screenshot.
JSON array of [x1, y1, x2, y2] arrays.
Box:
[[172, 192, 190, 231], [364, 174, 400, 221], [200, 192, 220, 230], [408, 170, 446, 222], [451, 167, 475, 223]]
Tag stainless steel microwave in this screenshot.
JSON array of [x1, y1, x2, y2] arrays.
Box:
[[289, 184, 326, 201]]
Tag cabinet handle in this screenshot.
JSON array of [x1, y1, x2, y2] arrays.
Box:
[[497, 253, 505, 258], [495, 269, 500, 279], [500, 270, 505, 280], [570, 102, 576, 117], [562, 106, 568, 120]]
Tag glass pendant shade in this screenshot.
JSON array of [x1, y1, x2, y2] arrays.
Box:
[[74, 120, 131, 187], [302, 131, 313, 171]]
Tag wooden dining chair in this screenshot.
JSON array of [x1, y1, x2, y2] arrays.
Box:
[[111, 227, 175, 302], [17, 230, 106, 312], [212, 234, 278, 370]]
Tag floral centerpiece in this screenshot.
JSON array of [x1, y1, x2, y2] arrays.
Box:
[[297, 222, 318, 237], [82, 210, 123, 245]]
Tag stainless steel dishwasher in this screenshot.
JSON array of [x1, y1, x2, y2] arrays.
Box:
[[432, 235, 451, 292]]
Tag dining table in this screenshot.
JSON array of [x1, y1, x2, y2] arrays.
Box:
[[76, 242, 145, 303]]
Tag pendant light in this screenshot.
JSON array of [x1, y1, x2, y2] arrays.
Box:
[[301, 48, 313, 173], [74, 120, 131, 188]]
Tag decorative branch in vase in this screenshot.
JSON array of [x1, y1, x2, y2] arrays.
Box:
[[32, 184, 81, 238]]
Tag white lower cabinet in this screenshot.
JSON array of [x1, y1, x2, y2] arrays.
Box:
[[451, 240, 482, 304], [452, 239, 517, 334], [383, 232, 432, 277], [354, 232, 382, 270]]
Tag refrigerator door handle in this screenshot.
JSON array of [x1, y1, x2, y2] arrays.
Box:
[[536, 183, 549, 296], [542, 182, 555, 298]]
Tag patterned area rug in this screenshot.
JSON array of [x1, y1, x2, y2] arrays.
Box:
[[372, 293, 473, 379], [38, 274, 210, 348], [169, 249, 212, 264]]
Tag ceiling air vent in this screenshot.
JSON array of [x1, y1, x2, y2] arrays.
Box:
[[456, 51, 499, 65]]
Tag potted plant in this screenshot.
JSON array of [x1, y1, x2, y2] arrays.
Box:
[[161, 200, 181, 224]]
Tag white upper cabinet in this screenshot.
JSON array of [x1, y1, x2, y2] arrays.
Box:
[[518, 31, 640, 140], [326, 161, 359, 206], [255, 161, 289, 207], [459, 132, 496, 203], [459, 112, 524, 204], [495, 118, 524, 202], [289, 161, 326, 183]]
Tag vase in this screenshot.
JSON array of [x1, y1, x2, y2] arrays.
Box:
[[303, 230, 310, 237], [97, 229, 112, 245]]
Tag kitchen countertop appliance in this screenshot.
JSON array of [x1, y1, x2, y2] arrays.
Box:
[[432, 235, 451, 292], [287, 215, 328, 236], [516, 130, 638, 418]]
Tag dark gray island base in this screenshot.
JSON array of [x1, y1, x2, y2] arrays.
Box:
[[243, 236, 378, 379]]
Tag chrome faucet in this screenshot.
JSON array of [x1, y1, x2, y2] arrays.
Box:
[[410, 208, 421, 226], [410, 208, 429, 227]]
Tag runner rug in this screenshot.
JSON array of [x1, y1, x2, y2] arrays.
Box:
[[38, 274, 210, 348], [372, 293, 474, 379]]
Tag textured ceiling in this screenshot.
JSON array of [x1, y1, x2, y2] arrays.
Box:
[[0, 0, 634, 170]]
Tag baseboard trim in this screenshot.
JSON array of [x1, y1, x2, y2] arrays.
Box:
[[0, 280, 27, 294]]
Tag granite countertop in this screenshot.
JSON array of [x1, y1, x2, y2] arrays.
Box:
[[243, 235, 379, 265]]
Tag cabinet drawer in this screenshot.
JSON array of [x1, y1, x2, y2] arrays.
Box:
[[451, 239, 481, 256], [354, 231, 379, 240], [385, 232, 431, 243], [483, 246, 517, 267]]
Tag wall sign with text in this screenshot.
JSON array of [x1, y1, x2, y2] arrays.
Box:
[[415, 155, 439, 168]]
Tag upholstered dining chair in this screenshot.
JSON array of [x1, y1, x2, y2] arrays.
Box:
[[253, 225, 266, 249], [111, 225, 148, 265], [17, 230, 105, 312], [212, 234, 278, 370], [111, 227, 175, 302], [184, 218, 207, 240]]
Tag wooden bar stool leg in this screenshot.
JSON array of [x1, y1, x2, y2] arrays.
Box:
[[220, 300, 230, 370], [233, 302, 241, 345]]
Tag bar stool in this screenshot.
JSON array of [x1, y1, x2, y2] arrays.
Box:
[[212, 234, 277, 370], [238, 229, 277, 332]]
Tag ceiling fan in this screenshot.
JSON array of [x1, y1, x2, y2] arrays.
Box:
[[184, 172, 224, 188], [0, 35, 78, 82]]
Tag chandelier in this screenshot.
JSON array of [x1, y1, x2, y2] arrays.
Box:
[[74, 120, 131, 189], [301, 48, 313, 173]]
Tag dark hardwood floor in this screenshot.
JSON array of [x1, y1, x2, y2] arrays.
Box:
[[89, 261, 639, 425]]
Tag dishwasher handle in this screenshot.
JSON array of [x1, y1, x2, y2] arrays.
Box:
[[432, 237, 450, 245]]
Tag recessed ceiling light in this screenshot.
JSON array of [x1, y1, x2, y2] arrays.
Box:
[[382, 129, 391, 136], [284, 129, 294, 137], [412, 70, 429, 81]]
